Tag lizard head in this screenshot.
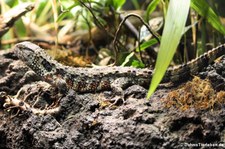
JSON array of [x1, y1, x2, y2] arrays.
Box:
[[14, 41, 53, 76], [14, 42, 67, 89], [14, 41, 41, 63]]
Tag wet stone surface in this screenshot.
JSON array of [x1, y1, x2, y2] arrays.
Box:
[[0, 50, 225, 148]]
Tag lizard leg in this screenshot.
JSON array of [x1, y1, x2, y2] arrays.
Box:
[[54, 77, 69, 94], [109, 78, 130, 106]]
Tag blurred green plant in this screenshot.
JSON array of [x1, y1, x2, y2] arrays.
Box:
[[1, 0, 126, 44]]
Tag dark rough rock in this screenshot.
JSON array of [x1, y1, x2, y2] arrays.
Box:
[[0, 50, 225, 149], [0, 51, 41, 95]]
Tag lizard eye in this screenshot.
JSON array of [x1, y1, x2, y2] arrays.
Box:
[[15, 42, 38, 53], [23, 47, 35, 53], [24, 47, 35, 54]]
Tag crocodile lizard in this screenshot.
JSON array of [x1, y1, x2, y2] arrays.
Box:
[[14, 42, 225, 96]]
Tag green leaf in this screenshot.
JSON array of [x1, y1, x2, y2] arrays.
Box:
[[36, 0, 52, 25], [121, 52, 135, 66], [148, 0, 190, 98], [57, 10, 70, 22], [145, 0, 161, 20], [191, 0, 225, 35], [131, 60, 145, 68], [131, 0, 140, 10], [14, 19, 26, 37], [136, 38, 160, 52], [57, 3, 77, 22], [107, 0, 125, 10], [4, 0, 18, 7]]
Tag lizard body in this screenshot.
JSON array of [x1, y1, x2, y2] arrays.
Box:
[[14, 42, 225, 94]]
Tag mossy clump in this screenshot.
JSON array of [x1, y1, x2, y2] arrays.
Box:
[[164, 76, 225, 111]]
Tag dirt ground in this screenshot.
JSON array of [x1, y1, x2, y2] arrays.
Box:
[[0, 49, 225, 149]]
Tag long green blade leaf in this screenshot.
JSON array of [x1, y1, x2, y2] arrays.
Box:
[[147, 0, 190, 98]]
